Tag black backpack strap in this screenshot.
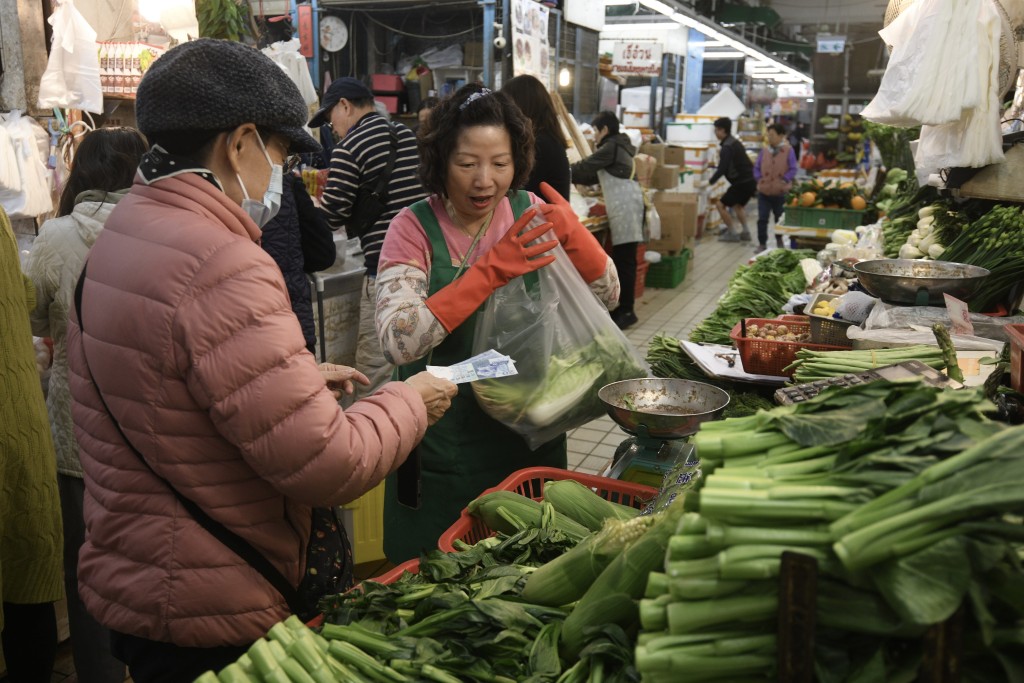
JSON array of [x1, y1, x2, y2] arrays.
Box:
[[370, 123, 400, 200], [73, 263, 302, 614]]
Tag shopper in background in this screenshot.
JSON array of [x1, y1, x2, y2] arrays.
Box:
[[788, 122, 807, 161], [27, 126, 147, 683], [0, 206, 63, 683], [500, 74, 571, 199], [570, 110, 642, 330], [753, 123, 798, 254], [260, 166, 336, 354], [375, 84, 618, 562], [313, 77, 426, 398], [417, 96, 439, 130], [708, 116, 757, 243], [67, 39, 456, 682]]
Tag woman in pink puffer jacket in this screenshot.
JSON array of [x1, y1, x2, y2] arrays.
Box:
[[67, 39, 456, 683]]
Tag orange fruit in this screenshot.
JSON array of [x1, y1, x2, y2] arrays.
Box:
[[800, 192, 817, 207], [850, 195, 867, 210]]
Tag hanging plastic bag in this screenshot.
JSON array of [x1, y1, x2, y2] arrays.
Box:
[[37, 0, 103, 114], [643, 189, 662, 241], [472, 212, 647, 450], [0, 113, 53, 218]]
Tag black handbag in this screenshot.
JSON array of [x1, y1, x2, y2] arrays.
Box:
[[74, 263, 351, 619]]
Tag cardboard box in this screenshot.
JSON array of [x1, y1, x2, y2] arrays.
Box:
[[664, 145, 712, 169], [649, 164, 681, 190], [638, 142, 665, 166], [371, 74, 404, 93], [634, 153, 658, 188], [649, 191, 699, 254], [464, 41, 483, 67]]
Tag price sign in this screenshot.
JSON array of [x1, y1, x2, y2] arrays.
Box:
[[612, 42, 663, 77], [944, 293, 975, 336]]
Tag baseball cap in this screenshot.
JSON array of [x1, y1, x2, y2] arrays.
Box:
[[308, 77, 375, 128]]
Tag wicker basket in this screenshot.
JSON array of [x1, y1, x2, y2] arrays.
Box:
[[730, 316, 847, 377], [806, 293, 857, 348]]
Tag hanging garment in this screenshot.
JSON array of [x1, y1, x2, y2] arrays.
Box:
[[37, 0, 103, 114], [262, 39, 319, 108]]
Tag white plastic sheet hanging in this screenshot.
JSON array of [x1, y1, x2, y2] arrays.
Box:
[[862, 0, 981, 126], [913, 0, 1005, 176], [0, 125, 21, 194], [0, 112, 54, 218], [37, 0, 103, 114]]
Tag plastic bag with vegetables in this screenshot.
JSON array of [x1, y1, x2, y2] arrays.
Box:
[[472, 227, 647, 449]]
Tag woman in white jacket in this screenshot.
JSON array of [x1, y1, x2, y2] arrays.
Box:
[[27, 126, 148, 683]]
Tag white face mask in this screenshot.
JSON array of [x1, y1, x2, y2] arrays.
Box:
[[237, 135, 283, 228]]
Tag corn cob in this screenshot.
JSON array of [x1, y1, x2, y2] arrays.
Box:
[[558, 501, 686, 658], [466, 490, 590, 541], [520, 514, 657, 606], [542, 479, 639, 531]]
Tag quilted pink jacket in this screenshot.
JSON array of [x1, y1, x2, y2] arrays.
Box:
[[67, 172, 426, 647]]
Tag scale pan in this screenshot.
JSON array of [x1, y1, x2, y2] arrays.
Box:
[[598, 378, 730, 439]]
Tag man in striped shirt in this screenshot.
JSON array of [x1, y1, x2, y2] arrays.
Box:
[[311, 77, 425, 397]]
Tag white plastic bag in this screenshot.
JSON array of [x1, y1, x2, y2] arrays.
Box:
[[0, 113, 53, 218], [37, 0, 103, 114], [643, 189, 661, 241], [472, 215, 647, 449]]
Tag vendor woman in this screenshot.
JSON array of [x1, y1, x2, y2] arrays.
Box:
[[376, 84, 621, 562]]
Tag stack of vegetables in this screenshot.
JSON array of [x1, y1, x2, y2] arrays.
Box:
[[637, 380, 1024, 682], [785, 179, 867, 212], [193, 477, 697, 683], [895, 200, 970, 261], [646, 334, 774, 419], [783, 344, 947, 384], [689, 249, 815, 346], [937, 204, 1024, 312], [880, 185, 939, 258]]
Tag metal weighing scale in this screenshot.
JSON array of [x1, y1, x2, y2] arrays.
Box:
[[597, 379, 731, 488]]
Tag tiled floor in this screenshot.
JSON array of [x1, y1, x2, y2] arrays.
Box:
[[566, 232, 754, 477], [27, 231, 753, 683]]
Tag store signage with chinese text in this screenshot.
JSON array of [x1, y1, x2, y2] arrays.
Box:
[[612, 42, 662, 77]]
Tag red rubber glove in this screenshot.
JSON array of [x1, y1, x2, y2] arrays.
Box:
[[537, 181, 609, 284], [426, 209, 557, 333]]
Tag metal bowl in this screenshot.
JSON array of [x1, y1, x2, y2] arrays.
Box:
[[598, 378, 730, 439], [853, 259, 990, 306]]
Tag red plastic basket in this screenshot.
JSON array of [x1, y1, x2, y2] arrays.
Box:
[[729, 316, 847, 378], [437, 467, 657, 552], [1006, 324, 1024, 393]]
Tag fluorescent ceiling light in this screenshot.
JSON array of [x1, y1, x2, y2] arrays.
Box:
[[603, 21, 682, 30], [702, 51, 746, 59], [639, 0, 674, 15], [604, 0, 639, 4], [636, 0, 813, 84], [702, 40, 728, 47]]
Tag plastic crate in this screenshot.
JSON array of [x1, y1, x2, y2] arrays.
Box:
[[730, 316, 848, 377], [636, 261, 649, 299], [806, 293, 856, 348], [437, 467, 657, 552], [645, 249, 691, 289], [1006, 324, 1024, 393], [782, 206, 866, 229]]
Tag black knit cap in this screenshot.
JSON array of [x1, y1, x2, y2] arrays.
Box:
[[136, 38, 321, 154]]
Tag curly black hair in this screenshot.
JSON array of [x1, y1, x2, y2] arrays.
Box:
[[417, 84, 535, 198]]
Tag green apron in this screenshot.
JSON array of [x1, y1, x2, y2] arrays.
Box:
[[383, 192, 568, 563]]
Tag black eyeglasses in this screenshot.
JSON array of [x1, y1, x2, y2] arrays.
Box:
[[284, 155, 302, 173]]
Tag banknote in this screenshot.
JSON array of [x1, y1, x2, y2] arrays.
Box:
[[427, 350, 518, 383]]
